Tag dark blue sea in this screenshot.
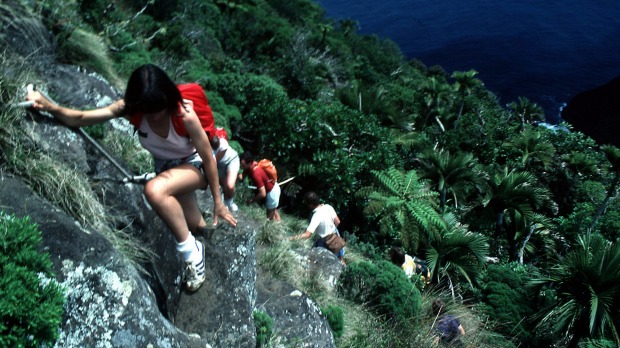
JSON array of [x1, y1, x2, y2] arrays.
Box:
[[315, 0, 620, 123]]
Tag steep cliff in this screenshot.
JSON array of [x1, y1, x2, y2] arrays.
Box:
[[0, 2, 340, 347]]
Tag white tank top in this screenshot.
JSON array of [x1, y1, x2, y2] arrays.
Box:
[[137, 117, 196, 160]]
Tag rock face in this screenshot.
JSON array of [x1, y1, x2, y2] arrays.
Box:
[[0, 2, 339, 347], [561, 76, 620, 147], [0, 176, 204, 348]]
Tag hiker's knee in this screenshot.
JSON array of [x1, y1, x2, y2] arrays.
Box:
[[143, 178, 166, 204]]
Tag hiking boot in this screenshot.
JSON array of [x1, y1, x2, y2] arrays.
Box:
[[184, 241, 206, 292], [227, 202, 239, 212]]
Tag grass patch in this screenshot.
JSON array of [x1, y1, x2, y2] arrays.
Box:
[[57, 28, 123, 89], [0, 71, 152, 270]]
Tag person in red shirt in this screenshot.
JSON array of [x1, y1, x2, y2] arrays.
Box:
[[239, 151, 281, 222]]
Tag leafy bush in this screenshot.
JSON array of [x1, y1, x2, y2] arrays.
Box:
[[215, 73, 288, 115], [338, 260, 421, 321], [478, 263, 543, 346], [243, 96, 399, 222], [253, 310, 274, 347], [321, 306, 344, 338], [0, 212, 65, 348]]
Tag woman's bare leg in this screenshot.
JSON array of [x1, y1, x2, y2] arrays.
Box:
[[178, 192, 207, 232], [223, 168, 236, 201], [143, 164, 206, 242]]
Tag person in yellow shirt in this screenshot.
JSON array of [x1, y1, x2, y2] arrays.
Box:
[[388, 246, 431, 285]]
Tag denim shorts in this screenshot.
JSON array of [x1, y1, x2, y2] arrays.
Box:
[[154, 152, 204, 176]]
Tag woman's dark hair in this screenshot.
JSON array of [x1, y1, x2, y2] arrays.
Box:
[[123, 64, 182, 115], [303, 191, 320, 207], [389, 246, 406, 266]]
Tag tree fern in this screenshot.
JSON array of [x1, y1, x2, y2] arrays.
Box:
[[357, 168, 444, 251]]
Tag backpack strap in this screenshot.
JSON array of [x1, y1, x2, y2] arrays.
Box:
[[129, 113, 142, 135]]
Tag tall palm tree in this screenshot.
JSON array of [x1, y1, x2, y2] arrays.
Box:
[[590, 145, 620, 230], [417, 148, 486, 210], [338, 18, 359, 38], [564, 151, 600, 178], [426, 213, 489, 298], [502, 128, 556, 170], [420, 77, 453, 130], [317, 22, 333, 47], [357, 167, 445, 252], [451, 69, 483, 128], [482, 168, 551, 259], [511, 212, 557, 265], [530, 233, 620, 347], [507, 97, 545, 130]]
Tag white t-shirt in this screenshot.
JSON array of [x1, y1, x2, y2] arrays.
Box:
[[307, 204, 338, 238]]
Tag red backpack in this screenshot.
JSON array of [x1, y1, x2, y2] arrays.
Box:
[[256, 159, 278, 183], [129, 83, 215, 139]]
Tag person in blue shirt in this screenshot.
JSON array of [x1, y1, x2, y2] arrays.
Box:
[[432, 298, 466, 347]]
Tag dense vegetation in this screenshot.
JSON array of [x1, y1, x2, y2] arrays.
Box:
[[0, 212, 65, 348], [2, 0, 619, 346]]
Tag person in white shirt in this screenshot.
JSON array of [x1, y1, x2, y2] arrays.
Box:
[[210, 135, 240, 212], [290, 192, 346, 266]]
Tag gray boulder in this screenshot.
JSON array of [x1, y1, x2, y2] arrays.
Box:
[[0, 175, 204, 348], [256, 277, 335, 348]]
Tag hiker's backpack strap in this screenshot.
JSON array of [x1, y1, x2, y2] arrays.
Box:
[[129, 113, 142, 134]]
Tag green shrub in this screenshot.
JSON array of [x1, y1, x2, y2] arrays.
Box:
[[0, 212, 65, 348], [321, 306, 344, 338], [253, 310, 274, 347], [338, 260, 421, 321], [478, 263, 544, 346], [215, 73, 288, 115]]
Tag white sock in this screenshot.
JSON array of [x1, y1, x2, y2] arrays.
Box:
[[176, 233, 202, 264], [224, 198, 233, 206]]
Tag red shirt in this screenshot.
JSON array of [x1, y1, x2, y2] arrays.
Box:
[[249, 165, 275, 192]]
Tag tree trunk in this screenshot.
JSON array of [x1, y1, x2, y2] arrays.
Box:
[[440, 188, 447, 210], [589, 172, 619, 231], [493, 211, 505, 256], [518, 225, 536, 264], [453, 99, 464, 129]]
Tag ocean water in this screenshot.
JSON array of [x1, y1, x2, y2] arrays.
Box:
[[315, 0, 620, 123]]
